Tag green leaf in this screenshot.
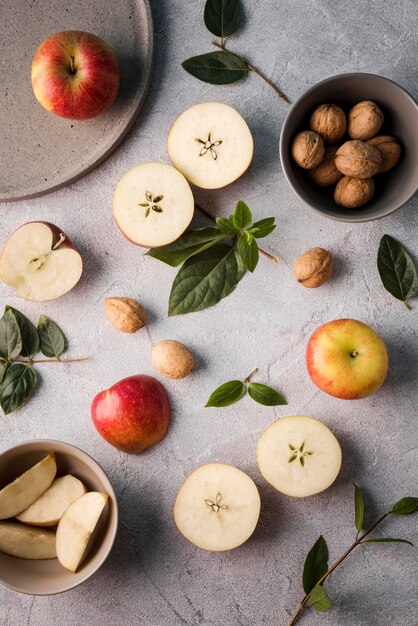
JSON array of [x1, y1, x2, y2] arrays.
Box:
[[216, 217, 239, 236], [0, 309, 22, 359], [168, 244, 245, 316], [354, 483, 365, 534], [182, 51, 248, 85], [364, 538, 413, 546], [308, 585, 331, 613], [5, 307, 39, 357], [391, 497, 418, 515], [247, 382, 286, 406], [205, 380, 245, 407], [0, 362, 8, 385], [377, 235, 418, 305], [37, 316, 66, 358], [204, 0, 241, 39], [248, 217, 276, 239], [0, 364, 37, 415], [303, 535, 329, 594], [146, 227, 227, 267], [238, 233, 259, 272], [232, 200, 252, 229]]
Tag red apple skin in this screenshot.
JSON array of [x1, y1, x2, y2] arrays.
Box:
[[91, 375, 170, 454], [306, 319, 389, 400], [31, 31, 120, 120]]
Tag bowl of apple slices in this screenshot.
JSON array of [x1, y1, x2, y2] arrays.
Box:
[[0, 440, 117, 595]]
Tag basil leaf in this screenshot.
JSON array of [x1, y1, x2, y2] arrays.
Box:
[[168, 244, 245, 316], [0, 309, 22, 359], [0, 363, 37, 415], [377, 235, 418, 305], [5, 307, 39, 357], [205, 380, 245, 407], [303, 535, 329, 594], [364, 538, 413, 546], [248, 217, 276, 239], [232, 200, 252, 229], [391, 497, 418, 515], [146, 227, 227, 267], [308, 585, 331, 613], [182, 51, 247, 85], [354, 483, 365, 534], [216, 217, 239, 236], [247, 382, 286, 406], [204, 0, 241, 39], [37, 316, 66, 358], [238, 233, 259, 272]]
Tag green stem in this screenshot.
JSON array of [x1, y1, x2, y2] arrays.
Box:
[[243, 368, 258, 383]]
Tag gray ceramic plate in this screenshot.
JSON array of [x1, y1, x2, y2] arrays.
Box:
[[0, 0, 153, 202]]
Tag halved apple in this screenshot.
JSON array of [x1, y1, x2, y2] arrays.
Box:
[[173, 463, 261, 551], [0, 521, 56, 559], [0, 222, 83, 301], [56, 491, 108, 572], [257, 416, 342, 498], [0, 453, 57, 520], [113, 163, 194, 248], [16, 475, 87, 527], [167, 102, 254, 189]]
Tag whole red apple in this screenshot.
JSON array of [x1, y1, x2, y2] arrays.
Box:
[[91, 375, 170, 453], [306, 319, 389, 400], [31, 31, 120, 120]]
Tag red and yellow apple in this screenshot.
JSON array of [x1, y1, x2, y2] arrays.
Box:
[[306, 319, 388, 400], [31, 31, 120, 120], [91, 375, 170, 453]]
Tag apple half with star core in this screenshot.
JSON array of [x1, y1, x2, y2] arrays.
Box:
[[31, 31, 120, 120], [306, 319, 389, 400], [91, 375, 171, 453]]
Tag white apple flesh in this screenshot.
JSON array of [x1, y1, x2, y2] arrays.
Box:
[[56, 491, 108, 572], [0, 521, 57, 560], [174, 463, 261, 551], [0, 454, 57, 520], [257, 416, 342, 498], [16, 475, 87, 527], [167, 102, 254, 189], [113, 163, 194, 248], [0, 222, 83, 301]]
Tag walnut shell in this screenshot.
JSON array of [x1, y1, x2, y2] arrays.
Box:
[[294, 247, 333, 288], [348, 101, 384, 140], [367, 135, 401, 173], [152, 340, 194, 379], [309, 146, 343, 186], [105, 297, 147, 333], [291, 131, 325, 169], [335, 140, 381, 178], [334, 176, 374, 208], [309, 104, 346, 144]]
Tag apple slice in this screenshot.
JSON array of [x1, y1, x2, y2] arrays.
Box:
[[0, 222, 83, 301], [0, 453, 57, 520], [0, 521, 56, 559], [113, 163, 194, 248], [173, 463, 260, 551], [56, 491, 108, 572], [257, 416, 342, 498], [16, 475, 87, 527], [167, 102, 254, 189]]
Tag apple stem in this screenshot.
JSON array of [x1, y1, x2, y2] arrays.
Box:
[[52, 233, 67, 250], [27, 357, 91, 364], [243, 368, 258, 383], [69, 55, 76, 74]]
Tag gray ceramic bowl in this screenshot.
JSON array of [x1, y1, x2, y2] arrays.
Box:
[[280, 73, 418, 222], [0, 440, 118, 595]]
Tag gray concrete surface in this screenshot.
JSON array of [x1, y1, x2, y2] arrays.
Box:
[[1, 1, 417, 625]]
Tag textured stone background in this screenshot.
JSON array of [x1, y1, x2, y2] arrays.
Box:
[[1, 1, 417, 625]]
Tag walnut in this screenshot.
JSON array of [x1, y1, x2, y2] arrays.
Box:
[[348, 101, 384, 140], [105, 297, 147, 333], [335, 140, 381, 178], [309, 104, 346, 144], [334, 177, 374, 208], [367, 135, 401, 173], [291, 131, 325, 169], [309, 146, 343, 186], [294, 247, 333, 288]]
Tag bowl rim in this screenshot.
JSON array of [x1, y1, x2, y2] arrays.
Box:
[[279, 72, 418, 223], [0, 439, 119, 596]]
